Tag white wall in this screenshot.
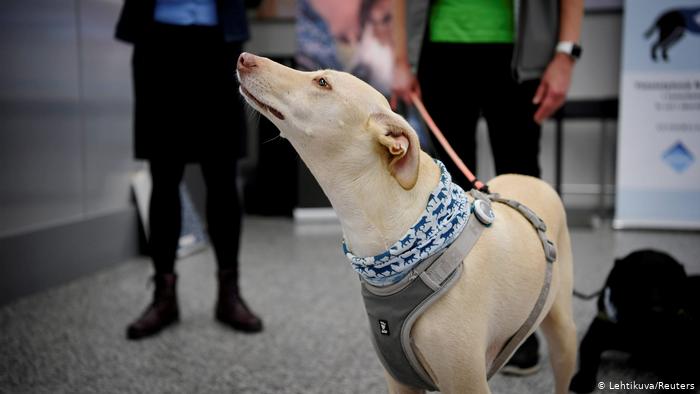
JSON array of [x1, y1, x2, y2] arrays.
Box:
[[0, 0, 139, 238]]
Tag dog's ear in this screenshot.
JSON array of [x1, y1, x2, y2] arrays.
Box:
[[368, 112, 420, 190]]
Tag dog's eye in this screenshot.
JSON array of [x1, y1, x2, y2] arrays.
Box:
[[316, 77, 331, 89]]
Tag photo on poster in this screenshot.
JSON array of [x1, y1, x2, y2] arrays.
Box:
[[254, 0, 296, 20], [296, 0, 394, 95]]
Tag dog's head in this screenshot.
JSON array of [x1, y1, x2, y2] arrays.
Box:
[[599, 249, 687, 325], [237, 52, 421, 190]]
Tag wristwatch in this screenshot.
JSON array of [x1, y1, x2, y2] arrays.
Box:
[[555, 41, 582, 60]]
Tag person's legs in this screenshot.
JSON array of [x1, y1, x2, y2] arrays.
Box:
[[418, 41, 481, 190], [127, 158, 186, 340], [200, 158, 263, 333]]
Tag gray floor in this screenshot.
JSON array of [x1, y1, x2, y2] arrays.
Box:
[[1, 217, 699, 394]]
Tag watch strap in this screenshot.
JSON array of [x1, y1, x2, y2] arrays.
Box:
[[556, 41, 582, 60]]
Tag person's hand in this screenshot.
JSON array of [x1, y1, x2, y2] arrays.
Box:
[[390, 59, 421, 110], [532, 53, 575, 124]]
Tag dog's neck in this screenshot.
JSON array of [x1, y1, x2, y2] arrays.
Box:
[[292, 138, 440, 257]]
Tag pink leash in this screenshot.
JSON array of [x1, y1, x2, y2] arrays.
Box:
[[410, 93, 488, 192]]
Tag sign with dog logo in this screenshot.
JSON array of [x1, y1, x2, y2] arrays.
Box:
[[615, 0, 700, 229]]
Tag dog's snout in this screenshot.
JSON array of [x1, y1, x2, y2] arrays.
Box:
[[237, 52, 258, 73]]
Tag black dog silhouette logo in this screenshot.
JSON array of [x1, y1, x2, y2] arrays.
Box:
[[645, 7, 700, 61]]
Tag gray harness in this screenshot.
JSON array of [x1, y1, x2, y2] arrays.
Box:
[[360, 190, 557, 391]]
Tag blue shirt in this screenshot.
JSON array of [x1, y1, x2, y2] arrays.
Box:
[[154, 0, 219, 26]]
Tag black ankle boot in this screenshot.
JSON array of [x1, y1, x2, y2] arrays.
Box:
[[501, 334, 541, 376], [215, 269, 263, 333], [126, 273, 179, 340]]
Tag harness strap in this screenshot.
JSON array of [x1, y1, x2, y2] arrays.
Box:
[[485, 193, 556, 378], [489, 194, 557, 263], [420, 200, 491, 289], [403, 200, 492, 389], [488, 258, 553, 378]]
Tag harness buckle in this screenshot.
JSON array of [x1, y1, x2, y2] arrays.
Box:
[[538, 221, 547, 232], [473, 199, 495, 226], [545, 239, 557, 262]]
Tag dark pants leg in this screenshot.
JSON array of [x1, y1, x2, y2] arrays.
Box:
[[200, 157, 241, 272], [148, 159, 186, 274], [418, 41, 480, 190], [481, 51, 542, 178]]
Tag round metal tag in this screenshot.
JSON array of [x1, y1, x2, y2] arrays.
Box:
[[474, 199, 495, 225]]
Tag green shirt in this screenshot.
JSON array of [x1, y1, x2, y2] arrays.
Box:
[[429, 0, 514, 43]]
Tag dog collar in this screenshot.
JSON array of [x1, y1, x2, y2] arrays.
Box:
[[342, 160, 470, 286]]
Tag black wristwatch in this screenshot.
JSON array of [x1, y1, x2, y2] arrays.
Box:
[[555, 41, 582, 60]]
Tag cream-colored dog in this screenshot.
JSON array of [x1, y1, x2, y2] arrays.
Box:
[[237, 53, 576, 394]]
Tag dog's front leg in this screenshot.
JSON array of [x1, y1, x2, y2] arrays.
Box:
[[436, 365, 491, 394], [382, 366, 491, 394], [382, 370, 425, 394]]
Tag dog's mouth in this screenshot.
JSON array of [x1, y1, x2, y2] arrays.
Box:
[[240, 86, 285, 120]]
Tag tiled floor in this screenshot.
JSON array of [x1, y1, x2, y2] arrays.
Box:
[[1, 217, 698, 393]]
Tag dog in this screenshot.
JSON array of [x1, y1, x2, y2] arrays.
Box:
[[570, 250, 700, 393], [236, 52, 576, 394]]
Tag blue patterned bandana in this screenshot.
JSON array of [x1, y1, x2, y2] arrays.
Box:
[[342, 160, 471, 286]]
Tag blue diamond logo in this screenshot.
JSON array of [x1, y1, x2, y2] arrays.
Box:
[[662, 141, 694, 173]]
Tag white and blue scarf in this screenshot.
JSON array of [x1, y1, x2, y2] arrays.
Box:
[[343, 160, 471, 286]]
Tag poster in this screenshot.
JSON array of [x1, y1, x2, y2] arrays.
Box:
[[255, 0, 296, 19], [296, 0, 394, 95], [614, 0, 700, 229]]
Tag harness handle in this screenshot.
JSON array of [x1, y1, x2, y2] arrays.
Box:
[[410, 93, 490, 194]]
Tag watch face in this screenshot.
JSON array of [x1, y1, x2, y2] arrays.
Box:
[[571, 45, 582, 59]]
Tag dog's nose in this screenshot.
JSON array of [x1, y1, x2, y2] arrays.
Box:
[[237, 52, 258, 73]]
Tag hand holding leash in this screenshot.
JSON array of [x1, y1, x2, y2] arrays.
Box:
[[390, 60, 421, 111]]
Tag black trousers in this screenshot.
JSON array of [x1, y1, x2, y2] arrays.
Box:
[[149, 157, 241, 274], [417, 42, 542, 189]]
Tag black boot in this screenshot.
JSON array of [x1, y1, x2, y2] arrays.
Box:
[[501, 334, 541, 376], [215, 269, 263, 333], [126, 273, 179, 340]]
